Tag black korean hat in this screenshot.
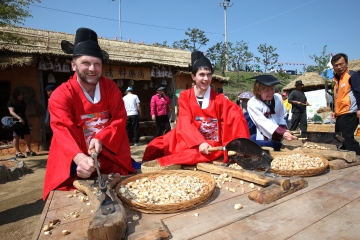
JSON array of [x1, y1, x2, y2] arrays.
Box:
[[61, 28, 109, 62], [250, 75, 280, 86], [188, 51, 213, 73]]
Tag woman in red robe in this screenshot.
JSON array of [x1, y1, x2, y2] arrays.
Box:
[[143, 51, 249, 166]]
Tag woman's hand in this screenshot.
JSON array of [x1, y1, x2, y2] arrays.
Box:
[[199, 142, 212, 155], [151, 115, 155, 121], [19, 118, 25, 125], [283, 132, 297, 141]]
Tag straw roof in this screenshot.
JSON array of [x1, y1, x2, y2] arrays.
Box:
[[176, 71, 229, 83], [282, 72, 332, 91], [0, 26, 191, 69], [0, 54, 34, 69], [349, 59, 360, 72]]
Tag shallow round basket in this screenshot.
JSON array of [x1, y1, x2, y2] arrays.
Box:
[[262, 146, 274, 152], [116, 170, 215, 214], [270, 152, 329, 177], [141, 159, 181, 173]]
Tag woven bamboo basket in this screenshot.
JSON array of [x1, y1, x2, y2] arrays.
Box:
[[116, 170, 215, 213], [270, 152, 329, 177], [141, 159, 181, 173]]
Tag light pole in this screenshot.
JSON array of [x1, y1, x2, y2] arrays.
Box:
[[292, 42, 308, 66], [219, 0, 233, 72], [112, 0, 122, 41]]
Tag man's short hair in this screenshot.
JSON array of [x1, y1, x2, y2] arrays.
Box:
[[331, 53, 348, 64]]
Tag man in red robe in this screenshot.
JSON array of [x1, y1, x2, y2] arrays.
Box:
[[43, 28, 134, 200], [143, 51, 249, 166]]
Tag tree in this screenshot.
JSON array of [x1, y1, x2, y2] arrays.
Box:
[[153, 41, 169, 48], [207, 42, 231, 77], [172, 28, 208, 52], [0, 0, 40, 42], [306, 45, 331, 91], [307, 45, 330, 76], [255, 44, 279, 73], [229, 40, 253, 80]]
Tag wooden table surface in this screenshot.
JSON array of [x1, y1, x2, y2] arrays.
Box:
[[33, 165, 360, 240]]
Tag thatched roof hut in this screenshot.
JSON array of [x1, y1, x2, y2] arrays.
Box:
[[282, 72, 332, 92], [0, 26, 191, 69], [349, 59, 360, 72]]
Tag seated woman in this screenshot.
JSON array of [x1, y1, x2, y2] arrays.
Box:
[[247, 75, 297, 151], [143, 51, 250, 166]]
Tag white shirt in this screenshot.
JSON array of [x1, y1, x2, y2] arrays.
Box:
[[123, 93, 140, 116], [247, 94, 287, 140]]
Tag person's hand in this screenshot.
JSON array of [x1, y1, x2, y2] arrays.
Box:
[[151, 115, 155, 121], [199, 142, 212, 155], [88, 138, 103, 156], [73, 153, 95, 178], [331, 112, 336, 119], [357, 110, 360, 119], [19, 118, 25, 125], [283, 132, 297, 141]]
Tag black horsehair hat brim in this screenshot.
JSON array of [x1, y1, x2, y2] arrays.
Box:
[[249, 75, 280, 86]]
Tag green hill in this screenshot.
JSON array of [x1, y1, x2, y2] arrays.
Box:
[[216, 71, 298, 102]]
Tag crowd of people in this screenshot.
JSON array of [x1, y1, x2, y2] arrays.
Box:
[[5, 27, 359, 199]]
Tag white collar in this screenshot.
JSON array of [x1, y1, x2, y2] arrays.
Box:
[[194, 86, 210, 109], [77, 79, 101, 104]]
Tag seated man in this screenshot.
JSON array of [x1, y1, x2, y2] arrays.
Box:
[[43, 28, 134, 200], [143, 51, 249, 165]]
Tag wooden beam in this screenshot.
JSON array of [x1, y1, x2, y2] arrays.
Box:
[[196, 162, 291, 190], [248, 177, 308, 204]]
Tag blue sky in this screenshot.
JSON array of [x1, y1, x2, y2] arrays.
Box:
[[22, 0, 360, 72]]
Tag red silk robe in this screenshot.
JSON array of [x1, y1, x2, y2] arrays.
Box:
[[143, 87, 250, 165], [43, 75, 134, 200]]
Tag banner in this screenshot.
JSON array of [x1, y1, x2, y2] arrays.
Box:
[[304, 89, 327, 119], [102, 66, 151, 80]]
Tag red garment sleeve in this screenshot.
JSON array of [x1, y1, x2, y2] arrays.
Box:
[[217, 95, 250, 146], [49, 85, 84, 162]]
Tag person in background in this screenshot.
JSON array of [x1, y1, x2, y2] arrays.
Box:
[[123, 86, 141, 146], [217, 88, 228, 99], [7, 89, 36, 158], [326, 90, 334, 111], [288, 80, 310, 135], [247, 75, 297, 151], [282, 92, 291, 127], [43, 28, 134, 200], [238, 91, 256, 140], [143, 51, 249, 165], [331, 53, 360, 155], [150, 86, 171, 137], [44, 84, 56, 126]]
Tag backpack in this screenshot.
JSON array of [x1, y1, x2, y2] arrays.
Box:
[[1, 116, 22, 131]]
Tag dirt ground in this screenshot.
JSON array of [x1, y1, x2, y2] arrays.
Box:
[[0, 140, 147, 240]]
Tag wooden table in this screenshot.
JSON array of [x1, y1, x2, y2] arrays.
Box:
[[33, 165, 360, 239]]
